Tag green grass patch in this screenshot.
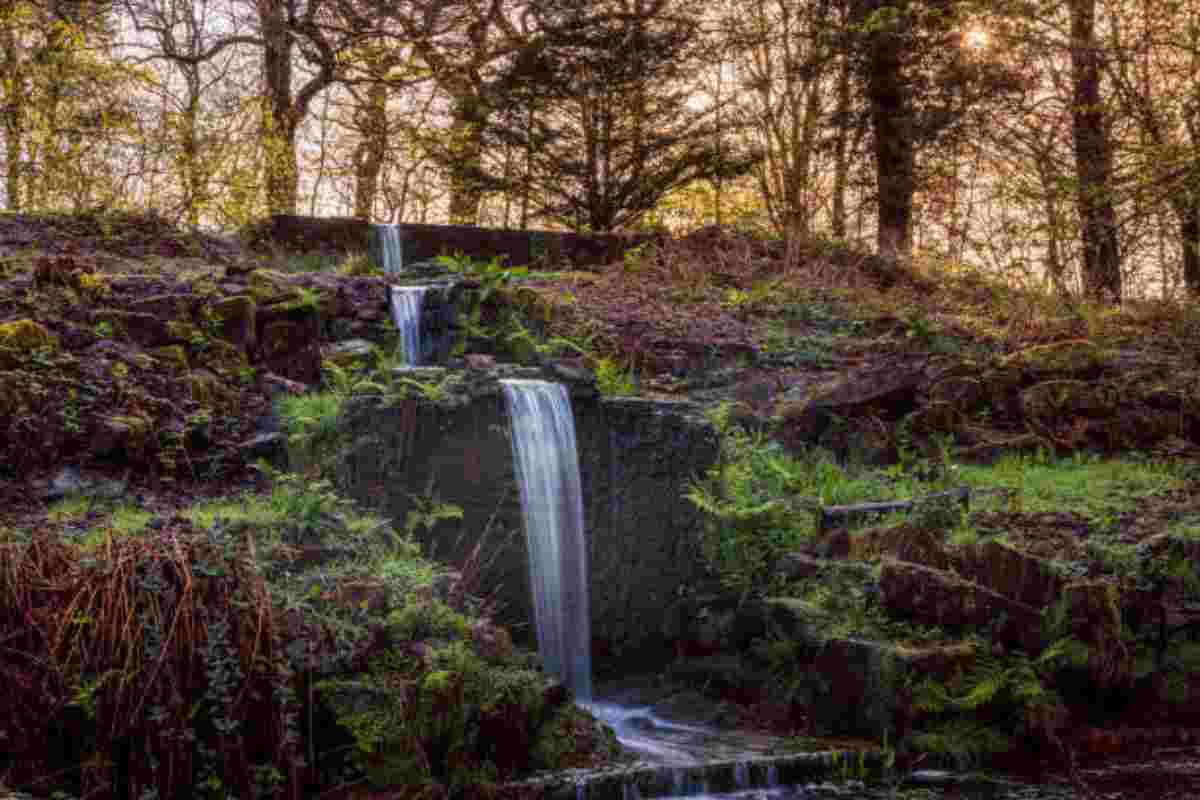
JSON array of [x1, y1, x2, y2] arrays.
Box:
[[954, 450, 1187, 520], [109, 502, 153, 534], [48, 495, 96, 523]]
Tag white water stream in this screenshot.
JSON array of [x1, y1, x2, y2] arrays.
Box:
[[501, 379, 593, 701], [375, 223, 403, 274], [390, 286, 428, 366]]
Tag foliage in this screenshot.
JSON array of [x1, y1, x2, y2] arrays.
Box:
[[594, 356, 637, 396]]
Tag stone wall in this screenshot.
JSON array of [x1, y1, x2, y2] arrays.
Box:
[[245, 214, 651, 271], [333, 366, 719, 672]]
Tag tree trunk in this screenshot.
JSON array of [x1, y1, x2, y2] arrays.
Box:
[[259, 0, 298, 214], [181, 83, 202, 229], [1178, 197, 1200, 297], [447, 93, 487, 225], [855, 0, 914, 259], [1, 16, 21, 212], [353, 82, 389, 220], [1068, 0, 1121, 300], [832, 49, 852, 239]]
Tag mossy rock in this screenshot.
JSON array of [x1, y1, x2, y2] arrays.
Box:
[[150, 345, 190, 372], [1001, 339, 1113, 382], [0, 370, 30, 417], [954, 539, 1063, 609], [194, 339, 248, 378], [247, 268, 301, 304], [95, 310, 174, 348], [926, 375, 985, 412], [186, 369, 229, 409], [1019, 380, 1117, 423], [0, 319, 57, 369], [1050, 580, 1132, 694], [207, 294, 257, 349], [852, 522, 952, 569], [904, 401, 963, 437], [91, 413, 153, 456]]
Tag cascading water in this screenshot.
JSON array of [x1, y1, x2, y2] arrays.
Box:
[[500, 379, 593, 701], [390, 286, 428, 366], [374, 223, 403, 274]]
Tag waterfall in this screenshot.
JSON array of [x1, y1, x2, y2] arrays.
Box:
[[374, 224, 403, 274], [390, 286, 427, 366], [501, 379, 592, 701]]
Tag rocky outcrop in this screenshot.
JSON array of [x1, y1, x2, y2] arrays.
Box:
[[333, 364, 719, 669]]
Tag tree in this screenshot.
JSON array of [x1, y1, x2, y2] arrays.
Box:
[[1066, 0, 1121, 298], [847, 0, 1025, 259], [484, 0, 759, 232]]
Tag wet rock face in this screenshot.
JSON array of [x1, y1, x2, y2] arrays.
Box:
[[334, 371, 719, 670]]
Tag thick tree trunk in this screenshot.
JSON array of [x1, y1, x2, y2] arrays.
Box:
[[853, 0, 914, 259], [868, 35, 913, 258], [259, 0, 298, 214], [1068, 0, 1121, 300], [353, 82, 389, 220], [447, 93, 487, 225], [1179, 198, 1200, 297]]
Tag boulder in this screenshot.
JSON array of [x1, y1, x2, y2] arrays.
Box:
[[323, 339, 377, 370], [775, 362, 925, 453], [128, 292, 198, 319], [1050, 580, 1133, 700], [207, 294, 257, 350], [0, 319, 57, 369], [954, 539, 1064, 609], [247, 268, 300, 304], [879, 559, 1045, 654], [1020, 380, 1117, 422], [94, 310, 174, 348], [91, 414, 152, 458], [1001, 339, 1113, 382], [925, 374, 985, 412]]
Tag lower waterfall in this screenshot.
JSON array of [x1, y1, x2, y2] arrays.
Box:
[[500, 378, 593, 701]]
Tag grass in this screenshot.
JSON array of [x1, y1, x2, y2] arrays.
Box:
[[954, 450, 1187, 520], [47, 495, 96, 523]]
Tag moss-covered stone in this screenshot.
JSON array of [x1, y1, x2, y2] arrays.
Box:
[[1002, 339, 1113, 381], [926, 375, 984, 412], [207, 294, 257, 349], [954, 539, 1063, 610], [247, 268, 300, 304], [851, 522, 952, 569], [91, 413, 152, 456], [1051, 580, 1132, 694], [150, 345, 190, 372], [1019, 379, 1117, 423], [904, 400, 962, 437], [95, 310, 174, 348], [0, 319, 57, 352], [194, 339, 248, 378], [186, 369, 229, 409], [0, 370, 29, 417]]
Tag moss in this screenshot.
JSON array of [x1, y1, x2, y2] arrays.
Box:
[[166, 319, 202, 343], [186, 369, 229, 409], [0, 319, 57, 352], [1019, 380, 1116, 422], [194, 339, 248, 377], [150, 345, 190, 372], [387, 600, 470, 642], [1002, 339, 1113, 381], [247, 269, 301, 304]]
